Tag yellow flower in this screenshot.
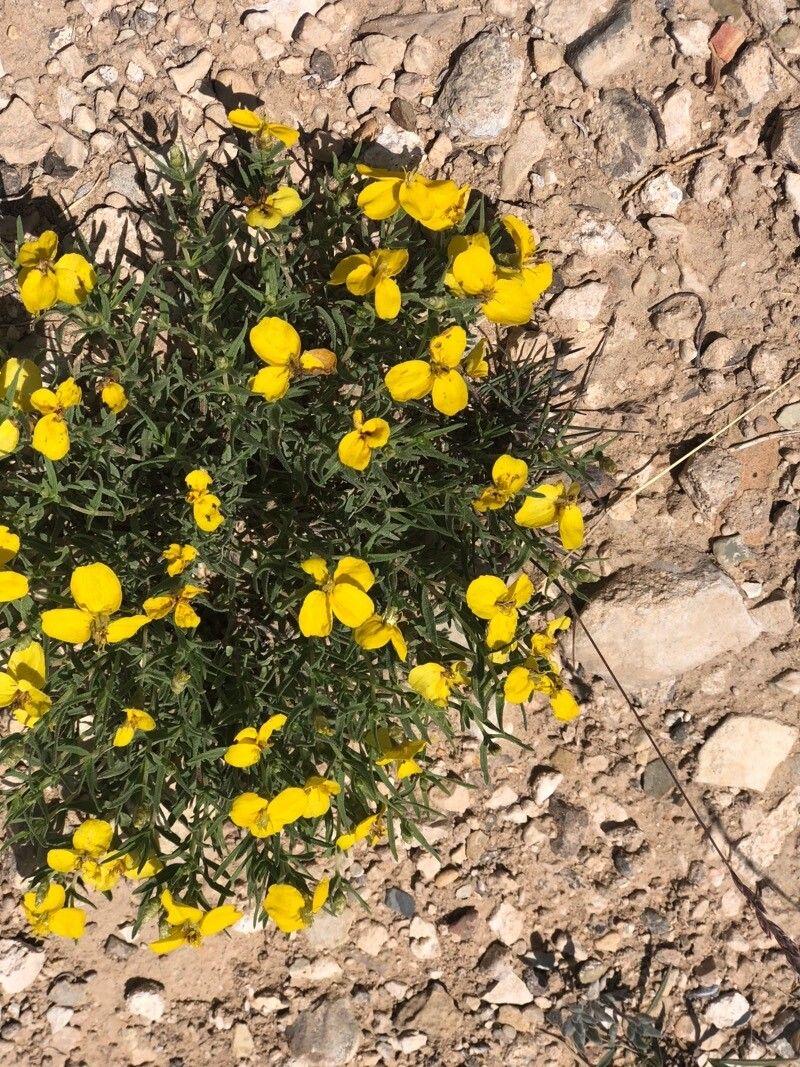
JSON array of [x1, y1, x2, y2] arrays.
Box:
[[246, 187, 302, 228], [123, 853, 164, 879], [473, 454, 528, 512], [356, 165, 470, 230], [501, 215, 554, 301], [22, 884, 85, 940], [101, 381, 128, 413], [223, 715, 287, 768], [185, 469, 224, 532], [384, 325, 471, 417], [514, 482, 584, 550], [338, 409, 390, 470], [263, 877, 329, 933], [46, 818, 127, 891], [29, 377, 82, 461], [329, 248, 408, 320], [298, 555, 375, 637], [149, 889, 241, 955], [0, 526, 29, 603], [375, 727, 425, 780], [504, 667, 580, 722], [0, 418, 19, 458], [41, 562, 150, 646], [445, 234, 536, 326], [0, 641, 51, 728], [466, 573, 534, 650], [301, 775, 340, 818], [353, 610, 407, 661], [227, 108, 299, 149], [17, 231, 96, 315], [229, 787, 307, 837], [531, 616, 571, 670], [249, 316, 336, 402], [336, 814, 381, 851], [408, 661, 469, 707], [162, 543, 197, 577], [464, 338, 489, 379], [113, 707, 156, 748], [144, 584, 204, 628], [0, 356, 41, 411]]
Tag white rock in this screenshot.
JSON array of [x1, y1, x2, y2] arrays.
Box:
[[356, 922, 389, 956], [125, 982, 165, 1021], [696, 715, 798, 793], [641, 173, 683, 216], [232, 1022, 255, 1059], [548, 281, 608, 322], [433, 31, 525, 141], [499, 113, 550, 199], [255, 34, 284, 61], [533, 771, 563, 805], [670, 18, 711, 58], [749, 593, 794, 635], [247, 0, 323, 41], [0, 939, 46, 994], [47, 1006, 74, 1033], [777, 401, 800, 430], [482, 970, 533, 1006], [705, 991, 750, 1029], [661, 86, 693, 148], [409, 917, 440, 959], [399, 1032, 428, 1053], [354, 34, 406, 75], [566, 5, 641, 87], [739, 787, 800, 869], [728, 44, 775, 105], [487, 785, 519, 810], [0, 97, 53, 165], [772, 669, 800, 695], [785, 171, 800, 215], [489, 901, 525, 946], [574, 218, 626, 256], [574, 558, 760, 691], [168, 49, 213, 95], [404, 35, 436, 76]]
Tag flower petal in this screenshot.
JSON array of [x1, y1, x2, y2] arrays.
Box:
[[466, 575, 507, 620], [374, 276, 401, 320], [329, 254, 370, 286], [250, 365, 292, 401], [41, 608, 93, 644], [106, 615, 150, 643], [0, 570, 28, 603], [48, 907, 86, 939], [249, 317, 301, 366], [431, 369, 468, 416], [429, 325, 466, 368], [493, 455, 528, 494], [357, 178, 402, 220], [73, 818, 113, 856], [19, 268, 58, 314], [514, 486, 562, 529], [32, 412, 70, 461], [558, 503, 585, 551], [54, 254, 96, 306], [338, 430, 371, 471], [384, 360, 432, 403], [200, 905, 242, 936], [329, 582, 374, 629], [298, 589, 332, 637], [230, 792, 269, 826], [224, 742, 263, 768], [333, 557, 375, 592]]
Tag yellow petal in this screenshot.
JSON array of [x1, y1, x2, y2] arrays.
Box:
[[0, 672, 17, 706], [408, 662, 449, 705], [374, 276, 401, 319], [559, 503, 585, 551], [193, 493, 224, 532], [249, 317, 301, 367], [300, 556, 329, 584], [29, 387, 58, 414], [312, 877, 330, 913], [24, 883, 66, 915], [54, 254, 96, 306], [501, 214, 536, 261], [160, 889, 203, 926], [0, 570, 28, 603], [101, 382, 127, 413], [329, 584, 374, 629], [397, 758, 422, 780], [0, 357, 42, 411], [265, 186, 302, 219], [173, 600, 200, 628], [250, 365, 293, 401], [47, 848, 79, 873], [493, 455, 528, 494], [127, 708, 156, 731], [487, 610, 518, 650], [267, 786, 307, 830], [41, 608, 93, 644], [521, 262, 553, 302], [466, 575, 507, 620], [32, 412, 70, 461], [263, 884, 306, 932], [113, 724, 135, 747], [298, 589, 332, 637], [0, 417, 19, 457], [17, 231, 58, 266], [374, 248, 408, 277], [338, 430, 371, 471], [357, 177, 402, 220], [504, 666, 535, 704], [450, 245, 496, 296], [353, 615, 391, 651], [55, 377, 82, 409], [200, 904, 242, 936], [390, 626, 407, 661], [70, 562, 121, 615], [384, 360, 433, 403], [299, 348, 337, 375], [3, 643, 42, 691], [509, 573, 534, 607], [224, 741, 263, 768], [429, 325, 467, 368], [482, 275, 533, 326], [230, 792, 269, 826], [227, 108, 263, 132], [551, 688, 581, 722], [263, 122, 300, 148], [0, 526, 20, 565], [257, 714, 287, 743], [73, 818, 113, 856], [430, 369, 468, 416], [329, 254, 370, 286], [333, 557, 374, 592], [106, 615, 150, 643], [360, 417, 390, 447], [514, 485, 562, 529], [344, 262, 376, 296], [143, 595, 175, 620], [48, 907, 86, 939], [19, 268, 58, 314], [149, 934, 188, 955], [186, 469, 212, 492]]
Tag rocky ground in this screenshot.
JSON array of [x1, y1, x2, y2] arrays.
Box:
[[2, 0, 800, 1063]]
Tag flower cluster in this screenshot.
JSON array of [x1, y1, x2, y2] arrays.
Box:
[[0, 112, 594, 949]]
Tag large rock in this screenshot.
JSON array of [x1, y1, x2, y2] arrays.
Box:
[[574, 558, 760, 690], [0, 939, 46, 994], [288, 998, 361, 1065], [395, 981, 457, 1038], [696, 715, 797, 792], [433, 31, 525, 141], [0, 98, 53, 166], [566, 3, 641, 87]]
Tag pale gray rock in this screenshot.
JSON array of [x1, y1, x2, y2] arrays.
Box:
[[482, 971, 534, 1006], [124, 978, 165, 1021], [533, 0, 615, 45], [0, 939, 46, 994], [739, 786, 800, 868], [650, 293, 702, 340], [670, 18, 711, 57], [0, 97, 53, 165], [771, 669, 800, 694], [168, 49, 213, 94], [749, 592, 794, 635], [500, 113, 550, 199], [574, 559, 761, 690], [728, 44, 775, 105], [566, 3, 641, 87], [771, 108, 800, 169], [776, 401, 800, 429], [288, 998, 361, 1065], [548, 281, 608, 322], [678, 446, 741, 513], [705, 991, 751, 1029], [592, 89, 657, 181], [696, 715, 798, 792], [433, 31, 525, 141]]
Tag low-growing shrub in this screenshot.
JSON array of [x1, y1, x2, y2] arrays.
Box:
[[0, 114, 596, 949]]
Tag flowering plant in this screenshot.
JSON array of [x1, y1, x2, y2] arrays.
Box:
[[0, 115, 597, 950]]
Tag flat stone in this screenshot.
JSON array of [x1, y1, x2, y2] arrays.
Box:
[[678, 446, 741, 513], [696, 715, 798, 792], [548, 281, 607, 322], [168, 49, 213, 94], [670, 18, 711, 58], [771, 669, 800, 695], [500, 113, 550, 199], [534, 0, 615, 45], [288, 998, 361, 1065], [566, 3, 641, 87], [749, 593, 794, 635], [482, 970, 534, 1006], [728, 44, 775, 105], [651, 293, 702, 340], [592, 89, 658, 182], [705, 991, 750, 1029], [641, 758, 674, 799], [433, 31, 525, 141], [776, 401, 800, 429], [711, 534, 751, 569], [488, 901, 525, 946], [739, 786, 800, 869], [353, 34, 406, 75], [0, 97, 53, 165], [661, 86, 693, 148], [385, 887, 415, 918], [574, 558, 760, 690], [0, 939, 46, 994], [395, 981, 457, 1038], [124, 978, 165, 1021]]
